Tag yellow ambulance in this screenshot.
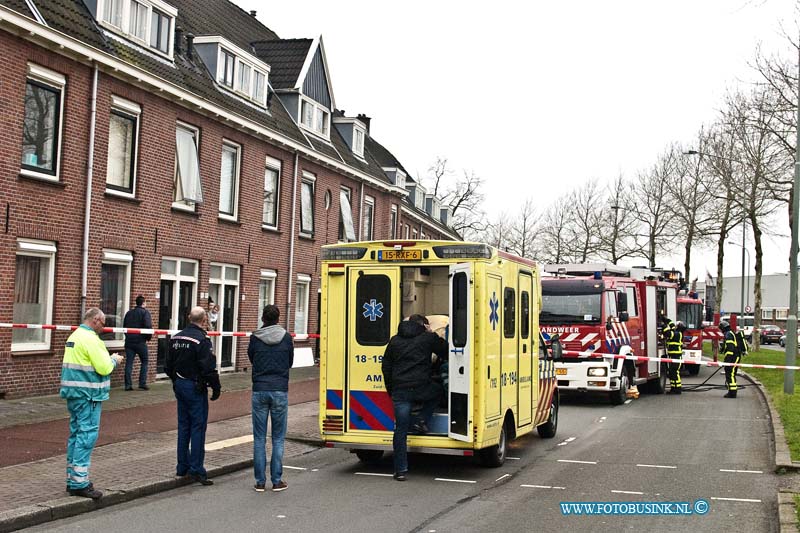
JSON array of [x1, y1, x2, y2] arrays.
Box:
[[319, 240, 560, 466]]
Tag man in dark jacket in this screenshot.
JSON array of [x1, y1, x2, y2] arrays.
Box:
[[165, 306, 221, 485], [248, 304, 294, 492], [123, 295, 153, 390], [381, 314, 448, 481]]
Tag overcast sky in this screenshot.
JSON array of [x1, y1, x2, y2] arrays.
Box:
[[235, 0, 797, 278]]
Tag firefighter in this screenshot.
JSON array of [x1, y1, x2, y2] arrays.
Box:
[[662, 318, 683, 394], [719, 320, 740, 398]]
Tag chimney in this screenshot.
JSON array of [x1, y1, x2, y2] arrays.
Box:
[[356, 113, 371, 133], [185, 33, 195, 58], [174, 27, 183, 55], [250, 10, 257, 17]]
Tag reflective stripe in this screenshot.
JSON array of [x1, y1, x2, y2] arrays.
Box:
[[67, 473, 87, 481], [62, 363, 96, 372], [61, 380, 110, 389], [72, 465, 89, 473]]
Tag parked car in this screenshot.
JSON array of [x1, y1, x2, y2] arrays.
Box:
[[759, 325, 784, 345], [780, 331, 800, 348]]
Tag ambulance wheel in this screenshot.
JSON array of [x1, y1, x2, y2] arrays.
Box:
[[479, 422, 508, 467], [610, 373, 628, 405], [537, 392, 559, 438], [355, 450, 384, 464], [688, 364, 700, 376]]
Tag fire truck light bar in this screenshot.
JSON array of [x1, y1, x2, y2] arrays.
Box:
[[321, 247, 368, 261], [432, 244, 492, 259]]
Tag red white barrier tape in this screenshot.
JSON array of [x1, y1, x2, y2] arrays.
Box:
[[562, 350, 800, 371], [0, 323, 319, 340]]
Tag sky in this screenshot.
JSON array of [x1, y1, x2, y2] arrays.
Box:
[[234, 0, 798, 278]]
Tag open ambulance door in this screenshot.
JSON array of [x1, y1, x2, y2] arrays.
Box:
[[448, 263, 472, 442]]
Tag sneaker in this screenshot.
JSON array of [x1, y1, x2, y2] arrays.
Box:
[[254, 483, 266, 492], [393, 472, 407, 481], [68, 486, 103, 499], [66, 482, 93, 492], [272, 480, 288, 492], [138, 385, 150, 391], [190, 474, 213, 486]]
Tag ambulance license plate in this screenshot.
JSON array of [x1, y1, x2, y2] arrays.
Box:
[[378, 249, 422, 261], [556, 368, 568, 375]]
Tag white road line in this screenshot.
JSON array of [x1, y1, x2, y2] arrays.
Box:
[[205, 435, 253, 451], [354, 472, 393, 477], [283, 465, 307, 471], [521, 484, 566, 490], [557, 436, 577, 446], [435, 478, 477, 484], [506, 456, 521, 460], [711, 497, 762, 503], [719, 469, 763, 474], [612, 490, 644, 495], [599, 417, 607, 423], [636, 464, 676, 469], [558, 459, 597, 465], [624, 399, 632, 405], [311, 469, 319, 472], [495, 474, 511, 482]]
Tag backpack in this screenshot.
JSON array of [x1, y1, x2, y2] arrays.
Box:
[[735, 330, 749, 357]]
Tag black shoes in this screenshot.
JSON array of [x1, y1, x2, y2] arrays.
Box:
[[68, 486, 103, 499], [125, 386, 133, 391], [411, 422, 429, 435], [724, 391, 737, 399], [138, 385, 150, 390], [191, 474, 213, 486], [669, 388, 682, 395], [393, 472, 407, 481], [254, 483, 266, 492]]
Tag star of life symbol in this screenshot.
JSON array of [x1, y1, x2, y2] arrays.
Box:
[[489, 292, 499, 331], [362, 299, 384, 322]]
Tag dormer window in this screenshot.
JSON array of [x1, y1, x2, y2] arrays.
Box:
[[300, 98, 329, 137], [194, 38, 270, 108], [220, 49, 235, 88], [353, 128, 365, 158], [96, 0, 177, 59]]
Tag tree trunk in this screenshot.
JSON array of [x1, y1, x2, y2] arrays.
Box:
[[751, 213, 763, 351]]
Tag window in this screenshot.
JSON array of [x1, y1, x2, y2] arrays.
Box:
[[503, 287, 515, 338], [174, 123, 203, 208], [762, 309, 772, 320], [21, 64, 65, 179], [295, 275, 311, 335], [412, 228, 418, 239], [237, 62, 251, 94], [356, 275, 391, 345], [129, 0, 148, 40], [420, 232, 426, 240], [452, 272, 468, 348], [300, 98, 329, 137], [100, 250, 132, 345], [390, 205, 398, 239], [405, 224, 410, 239], [521, 290, 530, 339], [149, 8, 170, 53], [777, 309, 788, 320], [300, 173, 315, 235], [258, 270, 276, 324], [353, 128, 365, 157], [106, 97, 140, 195], [218, 141, 240, 218], [362, 196, 375, 240], [316, 107, 328, 135], [625, 287, 638, 317], [263, 157, 280, 228], [338, 187, 355, 242], [301, 100, 314, 129], [13, 239, 56, 351], [220, 49, 235, 88], [102, 0, 123, 27], [253, 70, 266, 103], [605, 291, 617, 317]]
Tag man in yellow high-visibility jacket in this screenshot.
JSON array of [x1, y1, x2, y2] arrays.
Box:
[[60, 308, 123, 499]]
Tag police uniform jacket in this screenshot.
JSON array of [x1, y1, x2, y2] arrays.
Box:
[[165, 323, 221, 392]]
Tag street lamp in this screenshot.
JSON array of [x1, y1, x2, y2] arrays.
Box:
[[786, 40, 800, 394], [728, 240, 750, 318]]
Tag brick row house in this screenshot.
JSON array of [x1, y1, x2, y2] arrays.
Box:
[[0, 0, 458, 398]]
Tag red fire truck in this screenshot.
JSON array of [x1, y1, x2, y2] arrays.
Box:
[[541, 264, 678, 404], [676, 293, 704, 375]]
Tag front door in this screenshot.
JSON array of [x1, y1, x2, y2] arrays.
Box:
[[448, 263, 473, 442], [517, 272, 533, 426], [346, 267, 399, 433], [209, 264, 239, 371], [156, 279, 174, 373]]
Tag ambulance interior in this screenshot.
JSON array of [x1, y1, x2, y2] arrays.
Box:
[[401, 266, 451, 433]]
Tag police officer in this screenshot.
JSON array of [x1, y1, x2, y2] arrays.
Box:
[[165, 306, 221, 485], [663, 319, 685, 394], [719, 320, 741, 398]]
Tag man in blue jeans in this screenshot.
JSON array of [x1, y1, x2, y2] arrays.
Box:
[[381, 315, 448, 481], [123, 295, 152, 390], [248, 304, 294, 492]]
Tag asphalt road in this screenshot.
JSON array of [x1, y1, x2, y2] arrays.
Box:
[[26, 367, 777, 533]]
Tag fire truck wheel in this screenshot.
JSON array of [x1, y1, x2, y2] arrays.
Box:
[[688, 364, 700, 376], [479, 422, 508, 467], [610, 372, 628, 405], [537, 392, 559, 438], [354, 450, 384, 464], [642, 364, 668, 394]]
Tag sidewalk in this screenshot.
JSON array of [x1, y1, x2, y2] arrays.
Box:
[[0, 368, 323, 533]]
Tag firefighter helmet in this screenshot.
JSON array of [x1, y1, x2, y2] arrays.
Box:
[[718, 320, 730, 332]]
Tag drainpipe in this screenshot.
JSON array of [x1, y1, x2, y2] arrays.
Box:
[[286, 152, 300, 328], [358, 182, 365, 240], [80, 64, 99, 319]]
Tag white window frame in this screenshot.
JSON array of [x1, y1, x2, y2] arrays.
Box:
[[361, 195, 375, 241], [405, 224, 410, 239], [96, 0, 177, 60], [21, 63, 66, 182], [128, 0, 148, 41], [338, 186, 356, 243], [390, 205, 398, 239], [100, 249, 133, 348], [106, 95, 141, 198], [173, 121, 203, 211], [262, 156, 281, 230], [412, 228, 418, 239], [214, 47, 269, 107], [294, 274, 311, 335], [219, 48, 235, 88], [762, 309, 772, 320], [12, 239, 57, 352], [218, 140, 241, 221], [353, 126, 365, 158], [776, 309, 788, 320], [300, 172, 316, 237], [258, 269, 277, 325], [298, 96, 330, 139]]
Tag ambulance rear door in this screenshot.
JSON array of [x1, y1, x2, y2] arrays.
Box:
[[449, 263, 473, 442]]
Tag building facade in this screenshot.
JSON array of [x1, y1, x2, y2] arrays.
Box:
[[0, 0, 458, 398]]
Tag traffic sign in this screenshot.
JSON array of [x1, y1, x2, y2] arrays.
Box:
[[745, 305, 752, 313]]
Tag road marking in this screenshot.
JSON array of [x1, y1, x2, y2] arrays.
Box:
[[521, 484, 566, 490], [506, 456, 521, 460], [711, 497, 762, 503], [276, 515, 286, 519], [557, 437, 576, 446], [435, 477, 477, 484], [311, 468, 319, 472], [624, 399, 632, 405], [719, 469, 763, 474], [283, 465, 307, 471], [636, 464, 676, 469], [355, 472, 393, 477], [205, 435, 253, 451], [599, 417, 607, 423], [612, 490, 644, 495], [495, 474, 511, 482], [558, 459, 597, 465]]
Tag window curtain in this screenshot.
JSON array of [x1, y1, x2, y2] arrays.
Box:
[[300, 181, 313, 233], [219, 146, 236, 214], [263, 167, 278, 225], [176, 128, 203, 203], [339, 190, 356, 241]]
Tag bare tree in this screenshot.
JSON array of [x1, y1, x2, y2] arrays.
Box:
[[563, 180, 603, 263], [596, 174, 642, 264], [506, 199, 539, 259], [424, 158, 487, 237], [631, 147, 679, 268], [537, 195, 573, 265], [482, 211, 514, 251]]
